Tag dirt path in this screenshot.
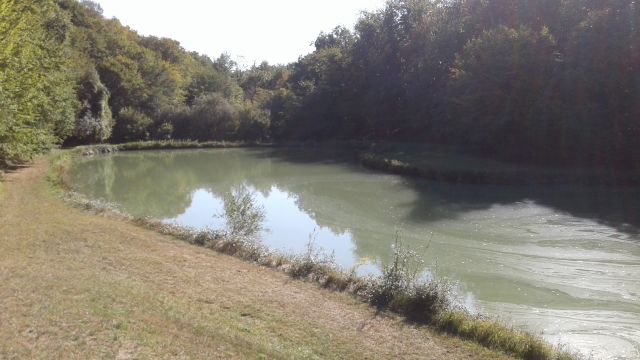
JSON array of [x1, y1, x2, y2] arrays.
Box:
[[0, 158, 510, 359]]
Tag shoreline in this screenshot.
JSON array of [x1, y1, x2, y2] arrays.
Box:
[[2, 156, 518, 359], [67, 140, 640, 187], [49, 143, 579, 360]]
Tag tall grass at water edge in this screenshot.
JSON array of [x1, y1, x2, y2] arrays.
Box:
[[47, 147, 580, 360]]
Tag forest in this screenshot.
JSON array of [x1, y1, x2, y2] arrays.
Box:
[[1, 0, 638, 169]]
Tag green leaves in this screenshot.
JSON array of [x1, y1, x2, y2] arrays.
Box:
[[270, 0, 640, 167], [0, 0, 76, 166], [3, 0, 638, 168], [448, 26, 560, 158], [221, 185, 265, 241]]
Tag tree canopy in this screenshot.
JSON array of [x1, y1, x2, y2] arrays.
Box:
[[0, 0, 76, 165], [1, 0, 638, 170], [266, 0, 639, 168]]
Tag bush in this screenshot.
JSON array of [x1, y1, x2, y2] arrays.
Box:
[[289, 234, 336, 279], [367, 233, 427, 307], [114, 107, 153, 142], [220, 185, 265, 241], [237, 105, 270, 141], [364, 233, 450, 322], [154, 122, 173, 140], [72, 67, 113, 143], [189, 93, 240, 140]]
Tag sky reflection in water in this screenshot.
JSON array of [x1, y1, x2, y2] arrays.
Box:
[[170, 187, 363, 272], [70, 148, 640, 359]]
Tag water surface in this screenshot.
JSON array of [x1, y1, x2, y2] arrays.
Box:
[[70, 148, 640, 359]]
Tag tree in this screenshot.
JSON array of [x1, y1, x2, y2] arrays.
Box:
[[188, 93, 240, 140], [114, 107, 153, 142], [559, 1, 640, 166], [0, 0, 76, 166], [448, 26, 560, 161], [72, 67, 113, 143]]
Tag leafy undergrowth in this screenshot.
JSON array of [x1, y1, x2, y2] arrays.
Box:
[[48, 147, 580, 360]]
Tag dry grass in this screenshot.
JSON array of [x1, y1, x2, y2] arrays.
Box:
[[0, 157, 513, 359], [45, 148, 578, 360]]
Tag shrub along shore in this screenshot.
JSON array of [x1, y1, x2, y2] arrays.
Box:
[[48, 143, 579, 360]]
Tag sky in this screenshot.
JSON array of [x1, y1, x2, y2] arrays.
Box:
[[94, 0, 386, 67]]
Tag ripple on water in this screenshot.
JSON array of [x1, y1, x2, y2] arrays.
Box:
[[70, 149, 640, 359], [478, 302, 640, 360]]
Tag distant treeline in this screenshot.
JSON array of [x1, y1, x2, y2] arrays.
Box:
[[1, 0, 639, 168]]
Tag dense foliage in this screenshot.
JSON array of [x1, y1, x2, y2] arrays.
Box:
[[0, 0, 76, 166], [0, 0, 264, 165], [1, 0, 638, 169], [269, 0, 640, 167]]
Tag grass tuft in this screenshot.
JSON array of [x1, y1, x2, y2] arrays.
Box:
[[432, 311, 578, 360], [47, 146, 582, 360], [288, 235, 335, 279]]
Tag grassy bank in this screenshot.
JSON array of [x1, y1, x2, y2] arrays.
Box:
[[108, 140, 362, 153], [62, 141, 269, 157], [2, 154, 520, 359], [115, 140, 270, 151], [50, 147, 578, 360]]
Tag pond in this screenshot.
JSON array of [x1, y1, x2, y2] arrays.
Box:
[[70, 147, 640, 359]]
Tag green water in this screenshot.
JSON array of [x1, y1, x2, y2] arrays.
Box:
[[70, 148, 640, 359]]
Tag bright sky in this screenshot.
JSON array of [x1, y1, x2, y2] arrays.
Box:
[[95, 0, 386, 67]]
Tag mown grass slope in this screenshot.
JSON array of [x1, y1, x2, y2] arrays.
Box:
[[0, 157, 511, 359]]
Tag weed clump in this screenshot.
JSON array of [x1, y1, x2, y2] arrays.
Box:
[[288, 234, 335, 279], [363, 233, 450, 323], [48, 149, 580, 360], [287, 235, 366, 293], [221, 185, 265, 241], [213, 185, 267, 262]]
